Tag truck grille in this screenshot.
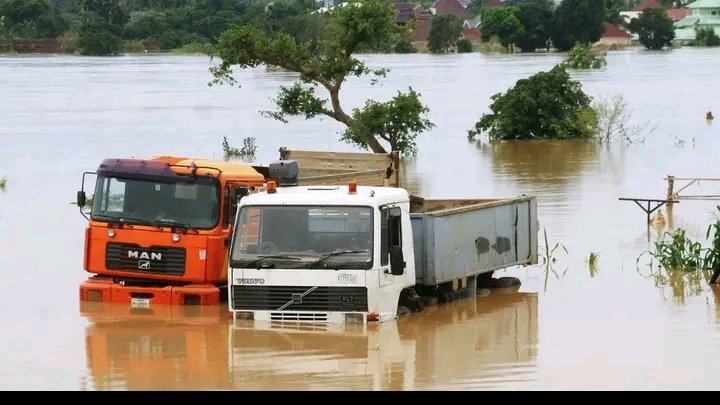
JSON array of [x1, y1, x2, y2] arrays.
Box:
[[232, 286, 368, 312], [105, 242, 186, 276]]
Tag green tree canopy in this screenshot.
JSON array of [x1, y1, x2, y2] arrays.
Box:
[[0, 0, 70, 39], [629, 7, 675, 50], [210, 0, 434, 156], [695, 26, 720, 47], [552, 0, 604, 51], [509, 0, 554, 52], [479, 6, 525, 51], [428, 13, 463, 53], [468, 65, 597, 140]]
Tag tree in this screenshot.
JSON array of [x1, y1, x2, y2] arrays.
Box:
[[0, 0, 70, 39], [210, 0, 434, 156], [512, 0, 554, 52], [468, 65, 597, 140], [629, 7, 675, 50], [0, 176, 6, 192], [552, 0, 604, 51], [428, 14, 463, 54], [695, 27, 720, 47], [480, 6, 525, 52], [561, 41, 607, 69]]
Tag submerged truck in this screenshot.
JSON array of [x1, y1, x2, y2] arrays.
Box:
[[76, 149, 400, 307], [227, 172, 538, 323]]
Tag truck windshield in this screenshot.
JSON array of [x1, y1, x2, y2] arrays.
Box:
[[231, 205, 373, 270], [90, 175, 220, 229]]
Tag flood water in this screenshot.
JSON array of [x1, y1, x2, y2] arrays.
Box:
[[3, 47, 720, 390]]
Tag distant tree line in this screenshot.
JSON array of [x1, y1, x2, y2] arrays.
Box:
[[0, 0, 327, 55]]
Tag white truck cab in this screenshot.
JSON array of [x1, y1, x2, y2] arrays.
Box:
[[228, 181, 416, 324]]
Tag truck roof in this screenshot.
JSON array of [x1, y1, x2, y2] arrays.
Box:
[[100, 156, 267, 183], [241, 185, 409, 207]]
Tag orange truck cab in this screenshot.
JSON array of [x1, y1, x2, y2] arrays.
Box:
[[76, 156, 291, 307]]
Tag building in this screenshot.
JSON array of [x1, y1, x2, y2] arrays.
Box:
[[394, 3, 431, 26], [596, 21, 632, 48], [620, 0, 663, 24], [674, 0, 720, 43]]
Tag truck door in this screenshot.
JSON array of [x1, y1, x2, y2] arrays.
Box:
[[379, 206, 403, 287]]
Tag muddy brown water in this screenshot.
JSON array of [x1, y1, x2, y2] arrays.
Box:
[[2, 49, 720, 390]]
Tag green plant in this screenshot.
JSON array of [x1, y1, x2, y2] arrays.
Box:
[[393, 38, 417, 54], [561, 41, 606, 70], [539, 227, 568, 292], [468, 65, 597, 141], [222, 136, 257, 162], [638, 210, 720, 272], [695, 27, 720, 47], [456, 38, 473, 53], [586, 251, 600, 278]]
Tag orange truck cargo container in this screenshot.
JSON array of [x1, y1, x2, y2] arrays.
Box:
[[76, 150, 400, 307]]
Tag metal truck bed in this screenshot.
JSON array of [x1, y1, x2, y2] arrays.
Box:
[[409, 195, 538, 286]]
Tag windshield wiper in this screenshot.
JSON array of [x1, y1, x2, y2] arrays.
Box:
[[243, 255, 301, 269], [150, 219, 195, 231], [91, 214, 146, 227], [307, 250, 369, 268]]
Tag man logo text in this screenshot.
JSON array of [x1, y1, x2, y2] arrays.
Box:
[[128, 250, 162, 261]]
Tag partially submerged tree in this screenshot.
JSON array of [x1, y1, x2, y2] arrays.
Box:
[[428, 13, 463, 53], [210, 0, 434, 156], [561, 41, 606, 69], [552, 0, 604, 51], [222, 136, 258, 162], [479, 6, 525, 52], [468, 65, 597, 140], [629, 7, 675, 50]]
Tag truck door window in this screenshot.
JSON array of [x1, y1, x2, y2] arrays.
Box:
[[381, 207, 402, 266], [223, 186, 235, 229]]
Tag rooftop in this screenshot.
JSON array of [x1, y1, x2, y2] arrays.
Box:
[[687, 0, 720, 8]]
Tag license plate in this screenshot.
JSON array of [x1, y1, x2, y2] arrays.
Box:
[[131, 298, 150, 309]]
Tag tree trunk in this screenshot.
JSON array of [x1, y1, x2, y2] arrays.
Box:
[[329, 87, 388, 154]]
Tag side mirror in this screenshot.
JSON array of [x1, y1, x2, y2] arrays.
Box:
[[390, 245, 405, 276], [77, 191, 86, 208]]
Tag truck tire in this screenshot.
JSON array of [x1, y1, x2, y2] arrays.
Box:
[[398, 288, 424, 313], [397, 306, 412, 317]]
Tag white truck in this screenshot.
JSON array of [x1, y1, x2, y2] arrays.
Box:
[[227, 166, 538, 324]]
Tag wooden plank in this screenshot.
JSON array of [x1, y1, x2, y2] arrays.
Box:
[[298, 169, 389, 187], [280, 148, 393, 173]]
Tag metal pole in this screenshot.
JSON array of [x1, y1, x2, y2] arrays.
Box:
[[666, 175, 675, 206]]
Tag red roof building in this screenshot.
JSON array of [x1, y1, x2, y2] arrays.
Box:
[[666, 8, 692, 22], [601, 21, 631, 38], [633, 0, 662, 11], [432, 0, 471, 20]]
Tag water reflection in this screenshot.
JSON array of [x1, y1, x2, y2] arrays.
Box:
[[79, 292, 538, 390], [79, 301, 230, 390], [229, 290, 538, 390], [473, 139, 600, 189]]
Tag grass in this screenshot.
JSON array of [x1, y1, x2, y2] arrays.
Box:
[[638, 206, 720, 273], [587, 251, 600, 278], [539, 227, 569, 291]]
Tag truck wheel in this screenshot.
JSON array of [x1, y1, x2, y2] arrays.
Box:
[[476, 272, 495, 288], [397, 306, 412, 317], [398, 289, 424, 313]]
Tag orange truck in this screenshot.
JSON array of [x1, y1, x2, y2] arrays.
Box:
[[77, 150, 400, 307]]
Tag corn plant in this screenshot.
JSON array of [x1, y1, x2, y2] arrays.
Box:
[[587, 251, 600, 278]]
